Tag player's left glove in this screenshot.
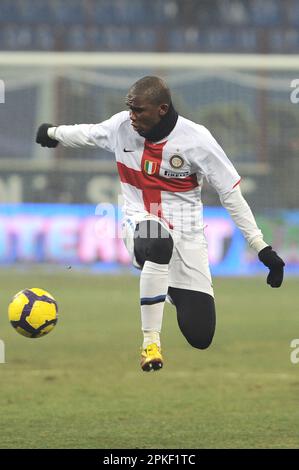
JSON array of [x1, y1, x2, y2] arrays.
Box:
[[258, 246, 285, 288], [36, 123, 59, 148]]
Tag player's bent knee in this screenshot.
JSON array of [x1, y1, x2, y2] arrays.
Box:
[[185, 332, 214, 350], [134, 220, 173, 266], [168, 287, 216, 350], [148, 236, 173, 264], [179, 311, 216, 350]]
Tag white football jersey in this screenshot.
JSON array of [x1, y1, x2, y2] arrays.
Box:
[[54, 111, 240, 233]]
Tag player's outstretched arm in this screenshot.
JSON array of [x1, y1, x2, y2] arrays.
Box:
[[36, 112, 128, 150], [36, 123, 59, 148], [258, 246, 285, 288], [35, 122, 97, 149]]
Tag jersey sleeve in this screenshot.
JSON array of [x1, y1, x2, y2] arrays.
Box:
[[54, 111, 129, 152], [194, 126, 241, 196], [221, 186, 268, 252]]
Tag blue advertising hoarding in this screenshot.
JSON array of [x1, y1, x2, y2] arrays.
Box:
[[0, 204, 298, 275]]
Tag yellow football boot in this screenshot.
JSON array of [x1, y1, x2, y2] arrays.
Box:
[[140, 343, 163, 372]]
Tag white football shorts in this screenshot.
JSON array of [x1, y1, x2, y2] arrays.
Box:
[[121, 213, 214, 297]]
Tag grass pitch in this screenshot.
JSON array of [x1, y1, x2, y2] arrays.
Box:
[[0, 269, 298, 449]]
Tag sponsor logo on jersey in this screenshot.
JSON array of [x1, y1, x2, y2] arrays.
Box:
[[144, 160, 157, 175], [164, 170, 190, 178], [169, 155, 184, 169]]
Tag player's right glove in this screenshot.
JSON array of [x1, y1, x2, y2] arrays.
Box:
[[36, 123, 59, 148], [258, 246, 285, 288]]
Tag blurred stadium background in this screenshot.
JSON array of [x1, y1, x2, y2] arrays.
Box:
[[0, 0, 299, 450]]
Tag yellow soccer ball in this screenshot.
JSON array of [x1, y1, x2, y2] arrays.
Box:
[[8, 288, 58, 338]]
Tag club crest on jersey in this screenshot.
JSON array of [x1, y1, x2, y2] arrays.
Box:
[[144, 160, 157, 175], [170, 155, 184, 169]]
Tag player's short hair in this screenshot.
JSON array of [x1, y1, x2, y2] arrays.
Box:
[[126, 76, 171, 106]]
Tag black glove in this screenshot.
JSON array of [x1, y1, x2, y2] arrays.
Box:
[[36, 123, 59, 148], [258, 246, 285, 288]]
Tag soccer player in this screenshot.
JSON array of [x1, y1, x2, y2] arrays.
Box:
[[36, 76, 285, 372]]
